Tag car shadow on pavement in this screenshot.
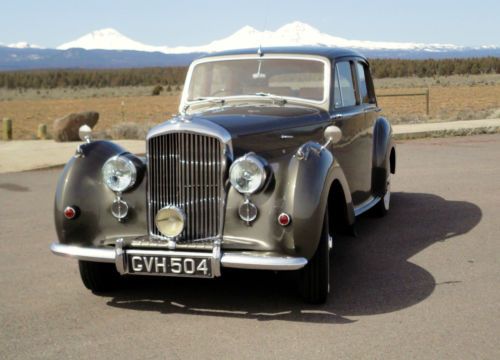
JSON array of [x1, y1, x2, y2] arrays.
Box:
[[105, 192, 481, 324]]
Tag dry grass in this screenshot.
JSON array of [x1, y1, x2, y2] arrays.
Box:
[[377, 84, 500, 123], [1, 75, 500, 139], [0, 93, 181, 139]]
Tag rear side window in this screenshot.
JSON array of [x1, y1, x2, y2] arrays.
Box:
[[356, 62, 369, 104], [334, 61, 356, 108]]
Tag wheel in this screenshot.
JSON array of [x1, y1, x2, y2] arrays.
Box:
[[373, 173, 391, 217], [298, 210, 331, 304], [78, 260, 121, 293]]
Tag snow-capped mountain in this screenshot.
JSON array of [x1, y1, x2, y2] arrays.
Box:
[[1, 21, 499, 71], [58, 28, 159, 52], [55, 21, 484, 54], [4, 41, 43, 49]]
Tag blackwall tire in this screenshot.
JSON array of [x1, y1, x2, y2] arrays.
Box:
[[78, 260, 121, 293], [298, 211, 330, 304]]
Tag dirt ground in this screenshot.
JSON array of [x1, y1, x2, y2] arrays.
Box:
[[0, 95, 179, 140], [1, 81, 499, 139]]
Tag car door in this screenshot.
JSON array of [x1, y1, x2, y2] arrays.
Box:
[[354, 59, 379, 194], [329, 58, 373, 206]]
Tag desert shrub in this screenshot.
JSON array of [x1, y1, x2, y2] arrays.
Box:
[[0, 67, 188, 89], [152, 85, 163, 96], [0, 58, 499, 90], [454, 108, 494, 120]]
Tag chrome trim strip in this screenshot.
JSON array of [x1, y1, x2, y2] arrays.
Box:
[[50, 242, 115, 263], [50, 243, 307, 271], [353, 195, 381, 216]]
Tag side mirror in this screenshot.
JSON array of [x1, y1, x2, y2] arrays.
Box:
[[79, 125, 93, 143], [322, 125, 342, 148]]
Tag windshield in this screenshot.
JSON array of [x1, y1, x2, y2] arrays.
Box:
[[187, 58, 326, 103]]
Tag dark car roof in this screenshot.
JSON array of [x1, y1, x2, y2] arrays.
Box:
[[200, 46, 367, 61]]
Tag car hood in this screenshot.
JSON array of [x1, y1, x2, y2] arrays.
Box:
[[187, 105, 330, 157]]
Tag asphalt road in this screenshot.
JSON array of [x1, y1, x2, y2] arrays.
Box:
[[1, 134, 499, 359]]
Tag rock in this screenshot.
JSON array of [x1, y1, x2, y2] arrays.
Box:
[[53, 111, 99, 142]]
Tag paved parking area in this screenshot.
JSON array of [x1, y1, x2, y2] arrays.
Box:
[[1, 134, 499, 359]]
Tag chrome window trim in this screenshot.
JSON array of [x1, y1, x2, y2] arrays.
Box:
[[179, 53, 332, 112], [335, 63, 344, 107]]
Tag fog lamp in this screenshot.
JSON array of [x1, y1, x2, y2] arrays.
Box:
[[238, 199, 258, 224], [155, 206, 185, 238], [111, 198, 128, 220]]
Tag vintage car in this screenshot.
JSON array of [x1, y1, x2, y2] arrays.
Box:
[[50, 47, 396, 304]]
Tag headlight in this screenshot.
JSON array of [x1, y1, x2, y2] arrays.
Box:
[[229, 154, 267, 194], [102, 155, 137, 192]]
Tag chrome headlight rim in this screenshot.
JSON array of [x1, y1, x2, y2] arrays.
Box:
[[102, 154, 137, 193], [229, 153, 268, 195]]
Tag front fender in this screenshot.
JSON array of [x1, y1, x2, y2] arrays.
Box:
[[54, 141, 147, 247], [223, 142, 351, 260], [285, 143, 352, 258]]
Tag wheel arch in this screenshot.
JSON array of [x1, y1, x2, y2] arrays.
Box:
[[327, 178, 355, 237]]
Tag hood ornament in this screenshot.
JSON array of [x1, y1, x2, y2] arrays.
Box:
[[257, 44, 263, 57]]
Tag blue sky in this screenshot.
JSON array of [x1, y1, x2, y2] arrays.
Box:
[[1, 0, 498, 47]]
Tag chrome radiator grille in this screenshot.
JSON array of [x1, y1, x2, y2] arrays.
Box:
[[147, 132, 224, 242]]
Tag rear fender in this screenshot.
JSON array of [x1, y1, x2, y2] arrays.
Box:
[[372, 117, 393, 196]]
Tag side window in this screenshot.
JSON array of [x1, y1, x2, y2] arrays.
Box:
[[356, 62, 369, 104], [334, 61, 356, 108], [356, 61, 376, 104]]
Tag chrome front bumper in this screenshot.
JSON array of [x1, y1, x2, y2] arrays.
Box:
[[50, 242, 307, 274]]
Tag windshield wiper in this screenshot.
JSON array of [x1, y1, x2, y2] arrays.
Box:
[[183, 97, 226, 113], [254, 92, 287, 105]]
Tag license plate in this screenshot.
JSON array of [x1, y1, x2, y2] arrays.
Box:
[[126, 250, 213, 278]]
